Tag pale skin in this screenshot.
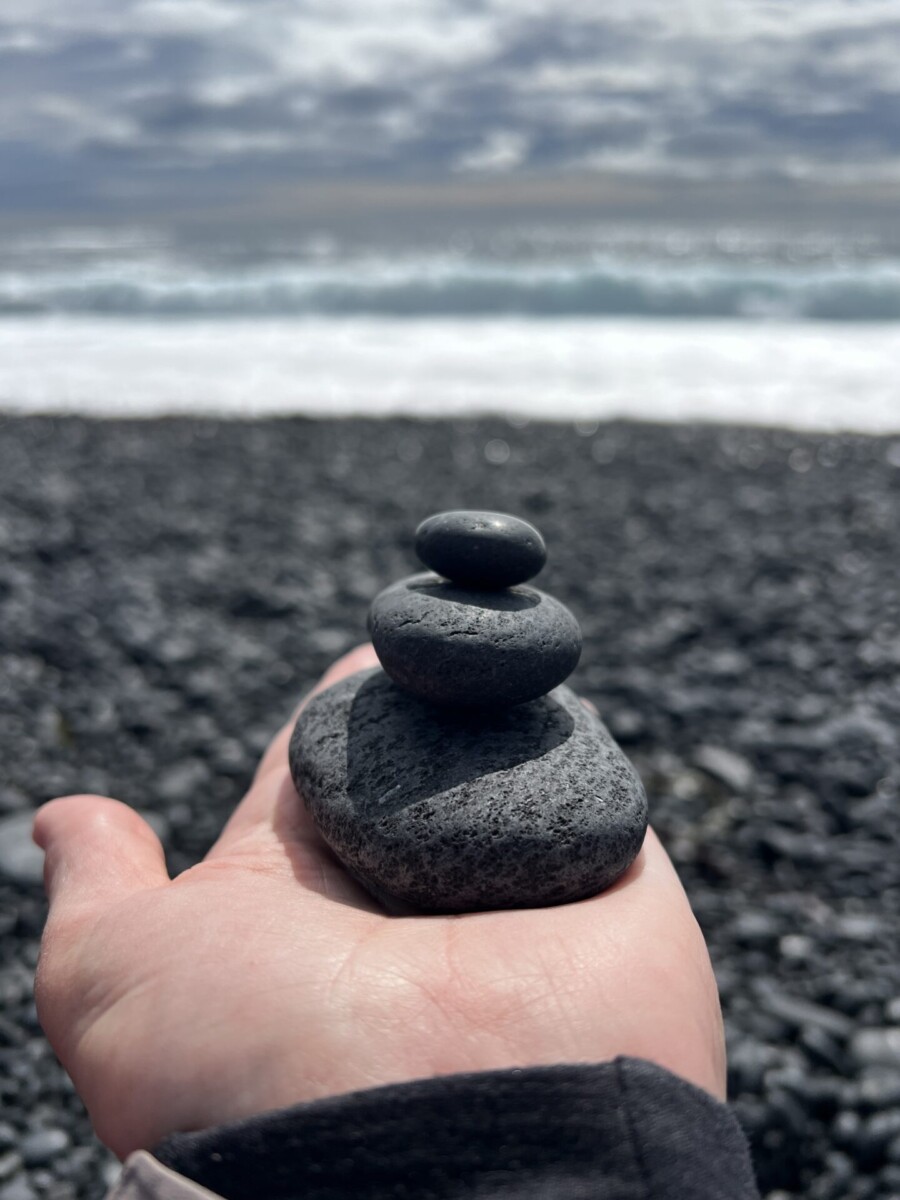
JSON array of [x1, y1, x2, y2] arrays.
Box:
[[33, 644, 726, 1161]]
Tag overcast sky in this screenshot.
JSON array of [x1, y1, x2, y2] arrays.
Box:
[[2, 0, 900, 223]]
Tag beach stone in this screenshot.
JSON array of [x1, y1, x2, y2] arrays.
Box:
[[0, 1179, 36, 1200], [851, 1028, 900, 1070], [369, 572, 581, 707], [0, 1155, 21, 1184], [20, 1129, 69, 1168], [414, 510, 546, 588], [693, 744, 755, 793], [0, 813, 43, 886], [290, 668, 648, 912]]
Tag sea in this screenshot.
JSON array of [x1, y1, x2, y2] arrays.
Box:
[[1, 219, 899, 432]]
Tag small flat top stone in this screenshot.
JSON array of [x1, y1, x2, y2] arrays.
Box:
[[414, 510, 547, 588]]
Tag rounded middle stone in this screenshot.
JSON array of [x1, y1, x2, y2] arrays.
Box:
[[414, 510, 547, 588], [368, 571, 582, 707]]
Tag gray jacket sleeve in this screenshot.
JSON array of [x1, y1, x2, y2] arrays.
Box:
[[108, 1058, 759, 1200]]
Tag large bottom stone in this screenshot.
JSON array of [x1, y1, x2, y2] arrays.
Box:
[[289, 668, 648, 913]]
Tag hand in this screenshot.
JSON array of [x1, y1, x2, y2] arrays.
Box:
[[34, 644, 726, 1160]]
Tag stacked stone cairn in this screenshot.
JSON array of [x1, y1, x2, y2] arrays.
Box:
[[290, 511, 648, 913]]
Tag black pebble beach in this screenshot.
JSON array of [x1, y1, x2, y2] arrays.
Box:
[[1, 414, 899, 1200]]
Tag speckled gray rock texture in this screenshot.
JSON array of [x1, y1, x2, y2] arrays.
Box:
[[414, 510, 547, 588], [368, 572, 582, 707], [289, 667, 648, 912]]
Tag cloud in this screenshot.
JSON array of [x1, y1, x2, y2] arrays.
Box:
[[456, 130, 530, 173], [2, 0, 900, 216]]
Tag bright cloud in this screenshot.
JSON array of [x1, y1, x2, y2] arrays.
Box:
[[2, 0, 900, 213]]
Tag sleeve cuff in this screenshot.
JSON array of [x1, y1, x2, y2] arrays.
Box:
[[146, 1059, 758, 1200]]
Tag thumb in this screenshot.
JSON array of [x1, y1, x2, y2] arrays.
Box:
[[34, 795, 170, 921]]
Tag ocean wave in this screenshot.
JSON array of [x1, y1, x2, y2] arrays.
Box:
[[3, 255, 900, 320], [2, 316, 899, 429]]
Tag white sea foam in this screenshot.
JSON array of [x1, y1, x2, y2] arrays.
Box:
[[4, 250, 900, 319], [1, 315, 898, 432]]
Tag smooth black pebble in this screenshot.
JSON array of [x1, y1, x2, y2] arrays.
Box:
[[415, 510, 547, 588]]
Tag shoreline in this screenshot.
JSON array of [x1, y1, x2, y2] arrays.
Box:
[[2, 315, 900, 432]]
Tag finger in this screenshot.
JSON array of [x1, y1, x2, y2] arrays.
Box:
[[34, 795, 169, 922], [213, 643, 379, 850]]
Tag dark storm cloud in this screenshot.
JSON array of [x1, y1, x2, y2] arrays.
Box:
[[2, 1, 900, 214]]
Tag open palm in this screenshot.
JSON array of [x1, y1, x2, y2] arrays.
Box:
[[34, 645, 725, 1160]]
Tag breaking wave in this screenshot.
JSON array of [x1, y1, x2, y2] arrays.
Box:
[[3, 253, 900, 320]]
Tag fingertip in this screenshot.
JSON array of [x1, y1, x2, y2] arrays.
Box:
[[35, 794, 169, 911], [34, 794, 158, 849], [33, 794, 111, 850]]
